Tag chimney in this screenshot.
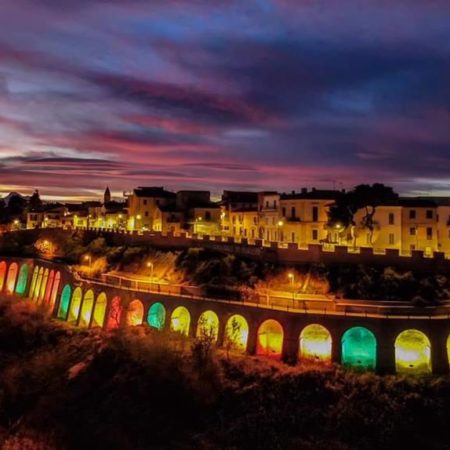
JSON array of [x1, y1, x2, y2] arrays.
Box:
[[291, 190, 295, 195], [301, 188, 307, 194]]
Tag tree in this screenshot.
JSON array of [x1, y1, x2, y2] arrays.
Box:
[[29, 189, 42, 210], [328, 184, 398, 246]]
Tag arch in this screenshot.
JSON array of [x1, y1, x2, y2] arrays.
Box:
[[67, 287, 83, 324], [44, 270, 55, 304], [224, 314, 249, 352], [79, 289, 95, 328], [49, 272, 61, 311], [6, 262, 19, 294], [126, 299, 144, 326], [106, 296, 122, 330], [196, 310, 219, 342], [448, 335, 450, 371], [92, 292, 107, 328], [29, 266, 39, 297], [33, 267, 44, 301], [299, 324, 332, 363], [256, 319, 284, 359], [170, 306, 190, 336], [15, 263, 29, 296], [38, 268, 49, 303], [147, 302, 166, 330], [341, 327, 377, 370], [0, 261, 6, 292], [395, 329, 431, 375], [57, 284, 72, 320]]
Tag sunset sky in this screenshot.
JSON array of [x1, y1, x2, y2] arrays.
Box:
[[0, 0, 449, 201]]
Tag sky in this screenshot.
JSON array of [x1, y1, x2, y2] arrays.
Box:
[[0, 0, 449, 201]]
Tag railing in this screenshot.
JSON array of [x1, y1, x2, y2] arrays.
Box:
[[75, 271, 450, 321]]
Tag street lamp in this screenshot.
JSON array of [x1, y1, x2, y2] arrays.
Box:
[[277, 220, 284, 241], [146, 261, 154, 283], [288, 272, 294, 287], [84, 254, 92, 267]]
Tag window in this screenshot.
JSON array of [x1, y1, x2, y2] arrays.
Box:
[[410, 244, 416, 251], [291, 207, 296, 219], [205, 211, 211, 221], [312, 229, 318, 241], [291, 232, 296, 242], [273, 201, 277, 208], [312, 206, 319, 222], [426, 227, 433, 240], [265, 201, 269, 208], [389, 233, 395, 245], [282, 207, 286, 217], [410, 227, 416, 236], [409, 209, 416, 219], [426, 210, 433, 219], [388, 213, 395, 225], [143, 199, 147, 205], [145, 211, 149, 217]]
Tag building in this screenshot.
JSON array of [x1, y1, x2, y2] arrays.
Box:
[[27, 205, 69, 229], [280, 189, 339, 245], [400, 199, 438, 255], [126, 187, 176, 231], [353, 204, 403, 251], [220, 191, 258, 236]]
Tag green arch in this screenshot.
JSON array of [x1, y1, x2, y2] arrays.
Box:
[[147, 302, 166, 330], [58, 285, 72, 320], [79, 290, 95, 328], [341, 326, 377, 370], [15, 264, 29, 296], [29, 266, 39, 297]]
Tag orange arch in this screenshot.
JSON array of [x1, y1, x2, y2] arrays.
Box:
[[6, 263, 19, 294], [0, 261, 6, 292], [44, 270, 55, 304], [126, 299, 144, 326], [256, 319, 284, 359], [107, 296, 122, 330]]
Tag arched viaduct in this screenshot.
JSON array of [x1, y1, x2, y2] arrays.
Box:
[[1, 257, 449, 375]]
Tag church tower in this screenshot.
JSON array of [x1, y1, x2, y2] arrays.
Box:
[[104, 186, 111, 204]]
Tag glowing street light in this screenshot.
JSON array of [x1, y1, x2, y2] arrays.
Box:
[[146, 261, 154, 283], [84, 254, 92, 267], [288, 272, 295, 286]]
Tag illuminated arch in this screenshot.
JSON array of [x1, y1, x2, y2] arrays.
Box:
[[106, 296, 122, 330], [256, 319, 284, 359], [6, 262, 19, 294], [79, 289, 95, 328], [395, 329, 431, 375], [448, 335, 450, 371], [15, 264, 29, 296], [224, 314, 249, 352], [38, 268, 49, 303], [33, 267, 44, 301], [126, 299, 144, 326], [299, 324, 332, 363], [92, 292, 107, 328], [170, 306, 190, 336], [44, 270, 55, 304], [147, 302, 166, 330], [58, 284, 72, 320], [196, 310, 219, 342], [0, 261, 6, 292], [49, 272, 61, 311], [29, 266, 39, 297], [67, 287, 83, 324], [341, 327, 377, 370]]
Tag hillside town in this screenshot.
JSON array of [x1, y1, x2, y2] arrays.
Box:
[[1, 184, 449, 257]]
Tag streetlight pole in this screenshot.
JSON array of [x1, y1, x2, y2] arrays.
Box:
[[147, 261, 154, 284]]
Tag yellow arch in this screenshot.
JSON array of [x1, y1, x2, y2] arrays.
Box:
[[196, 310, 219, 342], [92, 292, 107, 328], [395, 329, 431, 374], [170, 306, 190, 336], [299, 324, 332, 363], [79, 289, 95, 328], [68, 287, 83, 324], [256, 319, 284, 359], [224, 314, 249, 352]]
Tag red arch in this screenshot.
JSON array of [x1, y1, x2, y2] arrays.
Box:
[[106, 296, 122, 330]]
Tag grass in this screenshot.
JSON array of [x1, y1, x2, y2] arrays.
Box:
[[0, 296, 449, 449]]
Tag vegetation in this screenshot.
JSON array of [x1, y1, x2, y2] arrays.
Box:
[[0, 298, 450, 449], [1, 231, 449, 303]]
